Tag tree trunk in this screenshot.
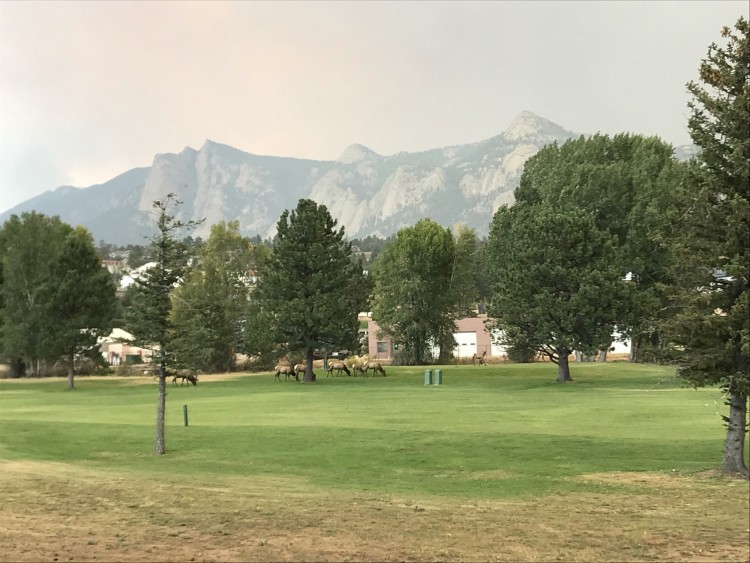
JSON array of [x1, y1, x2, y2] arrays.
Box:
[[67, 350, 75, 390], [557, 348, 573, 383], [629, 333, 641, 363], [722, 392, 748, 477], [304, 348, 316, 383], [597, 349, 608, 363], [155, 363, 166, 455]]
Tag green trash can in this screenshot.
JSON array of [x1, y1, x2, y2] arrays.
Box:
[[433, 369, 442, 385], [424, 370, 432, 385]]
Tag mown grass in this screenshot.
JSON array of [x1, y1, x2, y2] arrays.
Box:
[[0, 362, 743, 499]]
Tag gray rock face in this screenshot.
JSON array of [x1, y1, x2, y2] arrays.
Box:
[[1, 112, 592, 244]]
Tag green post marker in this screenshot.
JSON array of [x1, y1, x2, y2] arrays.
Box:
[[183, 404, 189, 427], [424, 370, 432, 385], [434, 369, 442, 385]]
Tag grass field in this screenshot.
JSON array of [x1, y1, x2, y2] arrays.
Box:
[[1, 363, 748, 562]]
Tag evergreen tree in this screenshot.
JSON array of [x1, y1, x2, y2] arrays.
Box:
[[664, 17, 749, 476], [126, 194, 200, 454], [371, 219, 456, 365], [254, 199, 368, 382]]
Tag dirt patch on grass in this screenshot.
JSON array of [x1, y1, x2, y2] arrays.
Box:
[[1, 461, 748, 562], [0, 372, 267, 387]]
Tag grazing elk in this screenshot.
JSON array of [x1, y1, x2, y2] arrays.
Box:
[[364, 361, 386, 377], [274, 364, 298, 382], [171, 369, 199, 386], [471, 351, 487, 365], [326, 360, 351, 377], [351, 361, 367, 377]]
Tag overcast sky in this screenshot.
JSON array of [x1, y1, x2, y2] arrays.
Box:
[[0, 1, 746, 214]]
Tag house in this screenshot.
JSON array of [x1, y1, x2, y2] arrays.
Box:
[[365, 316, 631, 362], [97, 328, 154, 366], [365, 316, 508, 361], [102, 258, 126, 274]]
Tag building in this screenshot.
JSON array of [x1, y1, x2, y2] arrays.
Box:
[[365, 316, 508, 361], [364, 317, 630, 362]]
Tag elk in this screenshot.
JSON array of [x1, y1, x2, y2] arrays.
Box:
[[274, 364, 298, 382], [364, 361, 386, 377], [326, 360, 351, 377], [171, 369, 199, 386], [471, 351, 487, 365]]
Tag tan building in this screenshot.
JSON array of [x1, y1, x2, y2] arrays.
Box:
[[365, 316, 505, 361]]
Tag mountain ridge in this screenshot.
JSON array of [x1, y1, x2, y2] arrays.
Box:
[[1, 112, 693, 245]]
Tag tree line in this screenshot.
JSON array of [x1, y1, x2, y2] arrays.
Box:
[[0, 18, 746, 473]]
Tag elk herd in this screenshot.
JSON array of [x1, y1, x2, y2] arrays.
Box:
[[274, 357, 386, 382]]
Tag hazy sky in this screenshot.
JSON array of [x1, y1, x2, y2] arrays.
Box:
[[0, 1, 746, 213]]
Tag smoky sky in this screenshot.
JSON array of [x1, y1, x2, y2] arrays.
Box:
[[0, 0, 746, 213]]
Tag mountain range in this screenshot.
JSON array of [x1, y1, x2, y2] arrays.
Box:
[[0, 112, 696, 245]]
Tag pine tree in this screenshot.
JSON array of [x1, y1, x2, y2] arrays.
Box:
[[254, 199, 368, 382], [126, 194, 200, 454], [665, 17, 749, 477]]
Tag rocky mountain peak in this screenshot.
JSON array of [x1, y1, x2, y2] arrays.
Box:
[[503, 111, 565, 141], [336, 144, 380, 164], [1, 112, 583, 245]]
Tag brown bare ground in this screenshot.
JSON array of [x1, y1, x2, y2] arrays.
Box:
[[1, 461, 748, 562]]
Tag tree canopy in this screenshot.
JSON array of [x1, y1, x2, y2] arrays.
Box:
[[485, 204, 629, 382], [45, 226, 118, 388], [170, 221, 255, 373], [254, 199, 369, 382], [664, 17, 749, 476], [0, 212, 73, 375], [514, 132, 684, 361], [371, 219, 456, 365], [126, 194, 200, 454], [0, 212, 116, 385]]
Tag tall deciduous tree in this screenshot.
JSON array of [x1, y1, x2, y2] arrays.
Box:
[[45, 227, 118, 389], [0, 212, 73, 375], [170, 221, 255, 373], [254, 199, 368, 382], [514, 133, 684, 361], [485, 204, 629, 382], [664, 18, 749, 477], [450, 225, 481, 318], [126, 194, 200, 455], [371, 219, 456, 365]]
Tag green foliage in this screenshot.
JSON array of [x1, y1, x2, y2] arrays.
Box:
[[450, 225, 481, 318], [0, 212, 73, 374], [124, 245, 151, 270], [124, 194, 200, 454], [371, 219, 456, 365], [0, 215, 117, 385], [44, 227, 118, 387], [513, 132, 684, 361], [663, 18, 749, 475], [254, 199, 369, 381], [485, 204, 630, 381], [126, 195, 199, 359], [170, 221, 255, 373], [502, 328, 539, 363]]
